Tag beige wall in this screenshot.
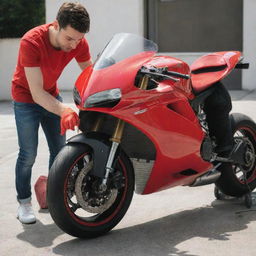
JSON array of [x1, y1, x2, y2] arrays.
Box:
[[0, 39, 20, 101], [243, 0, 256, 90]]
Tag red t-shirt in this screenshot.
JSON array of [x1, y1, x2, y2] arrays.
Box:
[[12, 23, 91, 103]]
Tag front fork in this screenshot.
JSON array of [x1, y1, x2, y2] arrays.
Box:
[[98, 75, 150, 188], [102, 119, 125, 186]]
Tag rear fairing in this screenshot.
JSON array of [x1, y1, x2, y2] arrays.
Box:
[[191, 51, 241, 93]]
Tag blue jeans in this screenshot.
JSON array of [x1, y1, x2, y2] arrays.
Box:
[[13, 96, 66, 202]]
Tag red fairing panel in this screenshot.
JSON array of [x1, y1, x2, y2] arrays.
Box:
[[191, 51, 241, 93], [75, 51, 212, 194], [84, 92, 212, 194], [76, 52, 156, 108]]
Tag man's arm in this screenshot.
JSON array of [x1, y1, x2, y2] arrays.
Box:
[[24, 67, 79, 135], [78, 59, 92, 70], [24, 67, 67, 116]]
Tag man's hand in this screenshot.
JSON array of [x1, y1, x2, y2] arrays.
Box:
[[60, 108, 80, 135]]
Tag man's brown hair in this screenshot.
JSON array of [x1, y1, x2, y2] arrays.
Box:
[[56, 2, 90, 33]]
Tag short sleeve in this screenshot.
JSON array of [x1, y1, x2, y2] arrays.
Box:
[[75, 38, 91, 63], [19, 39, 40, 67]]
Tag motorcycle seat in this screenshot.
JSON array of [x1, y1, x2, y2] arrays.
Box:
[[190, 51, 241, 94]]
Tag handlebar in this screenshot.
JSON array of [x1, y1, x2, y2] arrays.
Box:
[[139, 70, 179, 82], [139, 66, 190, 81], [164, 70, 190, 80]]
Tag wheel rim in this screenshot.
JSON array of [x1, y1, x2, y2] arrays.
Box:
[[63, 152, 128, 226], [233, 126, 256, 185]]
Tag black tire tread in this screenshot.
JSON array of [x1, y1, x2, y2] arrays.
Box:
[[47, 142, 134, 238], [215, 113, 256, 197]]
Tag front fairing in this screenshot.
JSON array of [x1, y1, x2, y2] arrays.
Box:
[[75, 33, 158, 108]]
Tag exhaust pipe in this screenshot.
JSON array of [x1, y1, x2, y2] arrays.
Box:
[[190, 164, 221, 187]]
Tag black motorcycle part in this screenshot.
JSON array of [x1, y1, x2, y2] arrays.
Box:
[[190, 85, 216, 111], [191, 65, 227, 74], [230, 140, 248, 165], [201, 136, 214, 161], [67, 132, 111, 178], [235, 63, 249, 69], [79, 111, 156, 161], [47, 143, 135, 238], [215, 113, 256, 197]]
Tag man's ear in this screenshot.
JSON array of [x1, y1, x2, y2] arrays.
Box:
[[53, 20, 60, 31]]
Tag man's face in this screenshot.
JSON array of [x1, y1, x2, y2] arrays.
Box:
[[55, 24, 85, 52]]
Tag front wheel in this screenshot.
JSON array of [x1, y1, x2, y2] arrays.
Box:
[[215, 113, 256, 197], [47, 143, 134, 238]]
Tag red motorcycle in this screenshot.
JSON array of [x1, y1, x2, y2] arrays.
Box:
[[47, 33, 256, 238]]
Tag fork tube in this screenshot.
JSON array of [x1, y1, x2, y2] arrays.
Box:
[[110, 119, 125, 143], [102, 141, 120, 186], [139, 75, 149, 90], [102, 75, 149, 186], [102, 119, 126, 186]]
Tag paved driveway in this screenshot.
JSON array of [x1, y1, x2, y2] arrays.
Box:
[[1, 91, 256, 256]]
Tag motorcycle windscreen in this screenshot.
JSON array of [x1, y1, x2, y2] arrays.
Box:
[[94, 33, 158, 70], [75, 33, 158, 106]]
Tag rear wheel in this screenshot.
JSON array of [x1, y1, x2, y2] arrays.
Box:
[[47, 143, 134, 238], [215, 113, 256, 197]]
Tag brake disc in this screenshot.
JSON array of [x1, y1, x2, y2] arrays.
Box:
[[74, 161, 118, 214]]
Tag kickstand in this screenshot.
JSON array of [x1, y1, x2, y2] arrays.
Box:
[[214, 186, 254, 208]]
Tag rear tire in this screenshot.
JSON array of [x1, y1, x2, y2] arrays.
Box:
[[47, 143, 134, 238], [215, 113, 256, 197]]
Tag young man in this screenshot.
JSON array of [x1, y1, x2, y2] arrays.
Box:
[[12, 2, 92, 224]]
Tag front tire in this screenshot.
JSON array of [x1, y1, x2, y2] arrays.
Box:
[[215, 113, 256, 197], [47, 143, 134, 238]]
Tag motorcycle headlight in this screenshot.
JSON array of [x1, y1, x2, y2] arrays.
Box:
[[73, 87, 81, 105], [84, 88, 122, 108]]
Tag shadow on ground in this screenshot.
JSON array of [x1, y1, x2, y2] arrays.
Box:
[[16, 197, 256, 256], [16, 219, 64, 248]]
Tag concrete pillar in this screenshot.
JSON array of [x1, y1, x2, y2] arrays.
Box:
[[243, 0, 256, 90], [0, 39, 20, 101]]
